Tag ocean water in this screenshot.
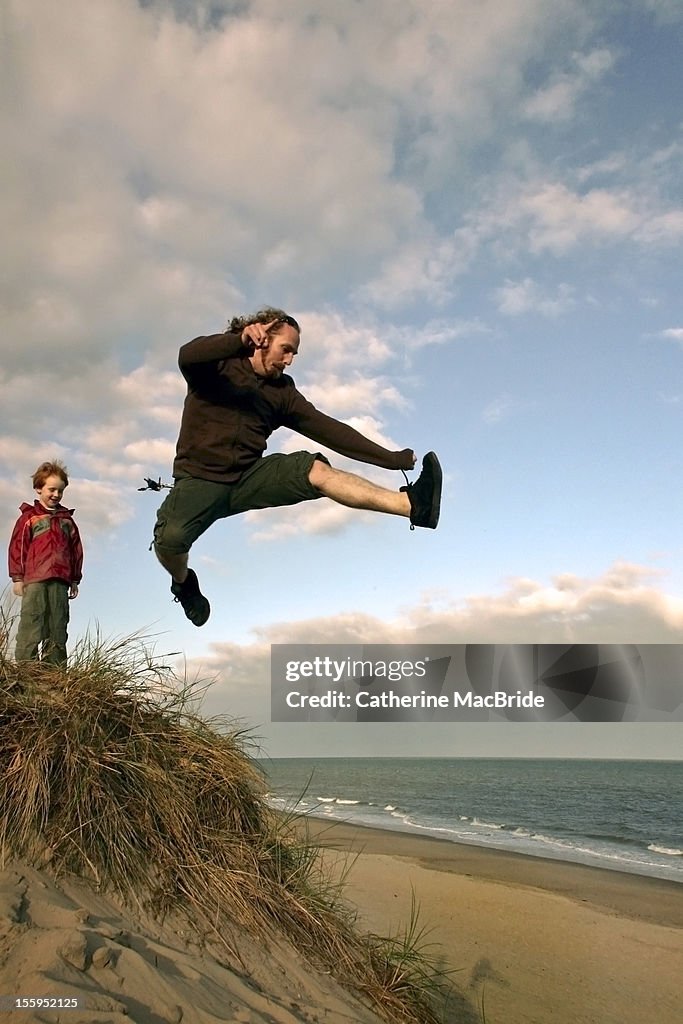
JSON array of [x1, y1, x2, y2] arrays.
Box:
[[261, 757, 683, 883]]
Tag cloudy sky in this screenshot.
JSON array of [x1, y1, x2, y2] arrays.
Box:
[[3, 0, 682, 758]]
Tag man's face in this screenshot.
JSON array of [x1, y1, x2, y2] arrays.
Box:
[[258, 325, 300, 378], [36, 474, 66, 509]]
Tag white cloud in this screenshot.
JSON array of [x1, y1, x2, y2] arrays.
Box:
[[405, 562, 683, 642], [245, 499, 370, 542], [302, 376, 407, 418], [660, 328, 683, 343], [356, 236, 465, 309], [0, 353, 184, 555], [69, 479, 137, 534], [3, 0, 422, 341], [4, 0, 678, 355], [3, 0, 602, 348], [398, 319, 491, 349], [460, 176, 683, 266], [575, 154, 630, 184], [640, 0, 683, 24], [296, 313, 393, 369], [637, 210, 683, 244], [0, 437, 61, 478], [188, 561, 683, 728], [522, 184, 641, 253], [115, 365, 187, 427], [522, 48, 616, 123], [275, 414, 409, 466], [482, 394, 519, 425], [495, 277, 575, 316], [124, 439, 176, 465]]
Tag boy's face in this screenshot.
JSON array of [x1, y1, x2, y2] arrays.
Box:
[[36, 474, 66, 509]]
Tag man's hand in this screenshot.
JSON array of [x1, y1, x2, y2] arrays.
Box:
[[12, 581, 24, 598], [241, 319, 278, 349], [69, 584, 79, 600], [395, 448, 417, 470]]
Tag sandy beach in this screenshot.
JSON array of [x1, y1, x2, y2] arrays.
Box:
[[305, 817, 683, 1024], [1, 823, 681, 1023]]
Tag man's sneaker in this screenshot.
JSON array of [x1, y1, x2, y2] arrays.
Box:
[[171, 568, 210, 626], [401, 452, 442, 529]]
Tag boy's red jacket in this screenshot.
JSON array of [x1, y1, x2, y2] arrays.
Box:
[[8, 501, 83, 586]]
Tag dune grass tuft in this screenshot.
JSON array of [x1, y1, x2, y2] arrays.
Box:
[[0, 629, 454, 1024]]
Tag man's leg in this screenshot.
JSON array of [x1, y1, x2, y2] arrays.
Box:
[[308, 460, 410, 516], [153, 476, 230, 579], [229, 450, 441, 529], [309, 453, 442, 529], [153, 477, 232, 626], [155, 548, 189, 584]]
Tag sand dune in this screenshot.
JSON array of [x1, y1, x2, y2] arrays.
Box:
[[0, 862, 385, 1024]]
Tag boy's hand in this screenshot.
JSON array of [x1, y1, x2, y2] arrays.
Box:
[[69, 584, 79, 599], [12, 581, 24, 598]]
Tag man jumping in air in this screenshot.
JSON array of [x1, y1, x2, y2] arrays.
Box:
[[153, 308, 442, 626]]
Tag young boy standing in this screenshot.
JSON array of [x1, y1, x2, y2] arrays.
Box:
[[8, 460, 84, 665]]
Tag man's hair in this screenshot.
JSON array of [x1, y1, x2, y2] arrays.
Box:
[[228, 307, 301, 335], [32, 460, 69, 489]]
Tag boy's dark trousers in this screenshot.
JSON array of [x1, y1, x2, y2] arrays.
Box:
[[15, 580, 70, 665]]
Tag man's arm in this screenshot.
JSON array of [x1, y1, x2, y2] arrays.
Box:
[[178, 332, 246, 378], [178, 319, 279, 374], [283, 390, 414, 471]]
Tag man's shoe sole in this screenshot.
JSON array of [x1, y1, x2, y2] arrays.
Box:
[[419, 451, 442, 529], [185, 597, 210, 627]]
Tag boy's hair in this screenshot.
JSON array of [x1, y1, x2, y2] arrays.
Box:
[[32, 460, 69, 489]]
